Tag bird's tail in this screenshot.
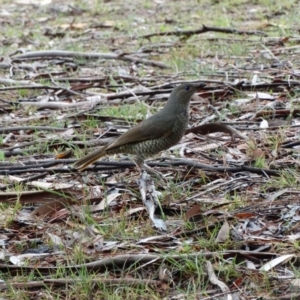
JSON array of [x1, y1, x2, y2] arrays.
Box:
[[74, 146, 107, 171]]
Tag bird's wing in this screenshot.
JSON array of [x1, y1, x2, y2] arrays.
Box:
[[106, 113, 175, 150]]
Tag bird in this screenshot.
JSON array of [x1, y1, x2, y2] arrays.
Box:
[[74, 82, 205, 173]]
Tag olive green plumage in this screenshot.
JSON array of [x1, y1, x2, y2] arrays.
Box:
[[74, 83, 205, 171]]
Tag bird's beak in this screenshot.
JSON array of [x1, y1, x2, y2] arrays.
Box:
[[195, 82, 206, 90]]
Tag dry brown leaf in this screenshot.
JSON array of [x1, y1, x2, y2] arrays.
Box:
[[215, 221, 230, 243], [185, 204, 203, 222]]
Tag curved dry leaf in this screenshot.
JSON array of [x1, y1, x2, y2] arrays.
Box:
[[186, 204, 202, 221], [185, 122, 234, 137], [259, 254, 295, 271], [215, 221, 230, 243]]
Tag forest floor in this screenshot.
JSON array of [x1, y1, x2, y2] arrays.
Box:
[[1, 0, 300, 299]]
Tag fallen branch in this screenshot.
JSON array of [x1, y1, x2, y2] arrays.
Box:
[[0, 126, 67, 133], [0, 278, 160, 291], [0, 250, 279, 274], [141, 24, 267, 39], [12, 50, 170, 69], [0, 158, 281, 176]]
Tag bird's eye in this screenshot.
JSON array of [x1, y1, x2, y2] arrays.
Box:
[[185, 85, 190, 91]]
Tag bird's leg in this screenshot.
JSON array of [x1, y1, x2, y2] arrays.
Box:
[[142, 162, 162, 177], [142, 162, 168, 183], [134, 157, 166, 181]]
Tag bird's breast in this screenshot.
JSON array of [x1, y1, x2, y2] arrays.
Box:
[[106, 112, 189, 159]]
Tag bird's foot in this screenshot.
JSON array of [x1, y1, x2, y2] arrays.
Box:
[[140, 163, 167, 183]]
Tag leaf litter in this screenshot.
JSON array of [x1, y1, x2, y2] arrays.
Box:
[[1, 0, 300, 299]]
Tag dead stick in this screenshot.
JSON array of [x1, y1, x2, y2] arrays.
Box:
[[141, 24, 267, 39]]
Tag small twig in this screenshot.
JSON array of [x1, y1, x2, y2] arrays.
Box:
[[183, 176, 250, 203], [2, 133, 14, 143], [44, 278, 160, 287], [19, 99, 104, 109]]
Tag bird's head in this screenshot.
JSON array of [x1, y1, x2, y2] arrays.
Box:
[[166, 82, 206, 109]]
